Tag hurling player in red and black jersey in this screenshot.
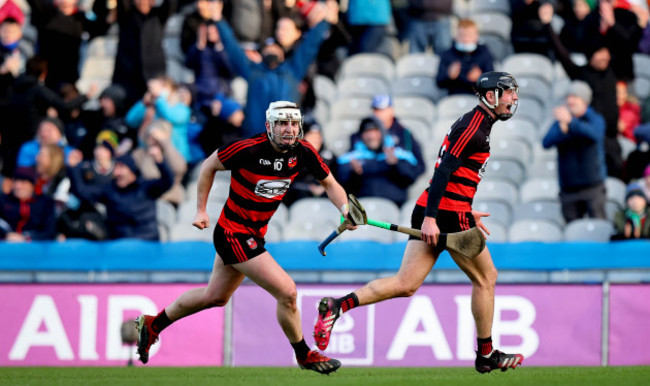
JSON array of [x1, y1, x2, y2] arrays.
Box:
[[135, 102, 355, 374], [314, 72, 526, 373]]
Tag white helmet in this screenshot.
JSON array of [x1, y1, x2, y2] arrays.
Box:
[[266, 101, 303, 149]]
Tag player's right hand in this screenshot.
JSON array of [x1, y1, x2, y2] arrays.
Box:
[[192, 211, 210, 230], [421, 216, 440, 246]]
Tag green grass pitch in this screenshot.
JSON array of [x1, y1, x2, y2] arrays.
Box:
[[1, 366, 649, 386]]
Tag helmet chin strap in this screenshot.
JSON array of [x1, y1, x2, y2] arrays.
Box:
[[480, 89, 516, 121], [267, 123, 303, 150]]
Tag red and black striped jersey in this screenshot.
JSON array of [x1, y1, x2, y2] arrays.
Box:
[[416, 106, 495, 212], [217, 133, 330, 237]]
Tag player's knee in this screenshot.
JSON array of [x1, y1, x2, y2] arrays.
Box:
[[277, 284, 298, 310], [474, 267, 497, 289]]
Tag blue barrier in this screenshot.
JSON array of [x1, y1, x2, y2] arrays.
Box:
[[1, 240, 649, 271]]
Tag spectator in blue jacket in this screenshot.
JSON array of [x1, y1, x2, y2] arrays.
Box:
[[0, 167, 56, 241], [436, 18, 494, 95], [338, 117, 420, 207], [346, 0, 391, 55], [16, 117, 79, 168], [67, 151, 173, 240], [213, 0, 337, 137], [542, 80, 608, 223], [126, 76, 192, 162]]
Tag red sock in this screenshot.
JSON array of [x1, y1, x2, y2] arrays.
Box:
[[477, 336, 493, 356]]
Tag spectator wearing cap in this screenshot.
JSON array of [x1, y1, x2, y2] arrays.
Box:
[[16, 117, 80, 168], [213, 0, 338, 137], [543, 80, 608, 223], [350, 94, 426, 179], [628, 164, 650, 201], [540, 4, 623, 179], [611, 188, 650, 240], [436, 19, 494, 96], [75, 130, 119, 190], [68, 150, 174, 240], [0, 167, 56, 241], [282, 118, 338, 207], [132, 119, 187, 206], [0, 0, 24, 25], [200, 93, 245, 155], [338, 116, 421, 207]]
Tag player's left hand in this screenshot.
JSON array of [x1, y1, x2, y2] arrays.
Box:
[[192, 211, 210, 229], [471, 210, 491, 236]]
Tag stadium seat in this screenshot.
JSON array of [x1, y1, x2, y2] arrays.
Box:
[[605, 177, 627, 209], [526, 158, 558, 180], [336, 77, 390, 99], [605, 201, 621, 222], [508, 220, 563, 242], [632, 53, 650, 79], [514, 98, 546, 127], [322, 119, 362, 156], [339, 53, 395, 88], [393, 96, 437, 125], [490, 118, 539, 150], [395, 53, 439, 78], [519, 178, 559, 203], [563, 219, 614, 242], [165, 14, 185, 37], [230, 76, 248, 106], [484, 159, 525, 186], [501, 53, 554, 84], [87, 36, 118, 58], [467, 0, 511, 15], [166, 59, 194, 84], [392, 76, 442, 102], [474, 178, 518, 208], [632, 77, 650, 99], [313, 75, 337, 105], [265, 220, 284, 242], [473, 199, 512, 227], [490, 138, 531, 169], [330, 97, 373, 121], [513, 201, 564, 227], [273, 203, 289, 225], [470, 12, 512, 42], [339, 223, 397, 243], [398, 118, 432, 145], [168, 222, 215, 242], [479, 34, 513, 63], [517, 76, 553, 110], [163, 37, 185, 63], [358, 197, 401, 224], [483, 220, 508, 242], [283, 219, 334, 241], [407, 173, 432, 202], [288, 198, 340, 228], [436, 95, 477, 121], [156, 200, 177, 232], [618, 136, 637, 161], [399, 198, 418, 225], [80, 57, 115, 80]]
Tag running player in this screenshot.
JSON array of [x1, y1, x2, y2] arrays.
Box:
[[135, 101, 354, 374], [314, 72, 525, 373]]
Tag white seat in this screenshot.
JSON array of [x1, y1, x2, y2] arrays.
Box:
[[393, 96, 436, 124], [339, 224, 397, 243], [633, 53, 650, 79], [490, 138, 531, 169], [501, 53, 554, 85], [313, 75, 337, 105], [165, 14, 185, 37], [483, 220, 508, 242], [436, 95, 477, 121], [358, 197, 401, 224], [322, 119, 362, 156], [474, 178, 518, 208], [605, 177, 627, 208], [168, 222, 214, 242], [484, 159, 525, 186], [339, 53, 395, 88], [336, 77, 390, 99], [283, 220, 335, 241], [400, 198, 418, 225], [618, 136, 637, 161], [515, 98, 546, 127], [519, 178, 559, 203], [490, 118, 539, 150], [156, 200, 177, 231], [330, 97, 373, 120], [87, 36, 118, 58], [563, 219, 614, 242], [163, 37, 185, 63], [470, 12, 512, 41], [395, 53, 439, 78], [526, 158, 558, 180], [516, 76, 553, 110], [468, 0, 511, 15], [166, 59, 194, 84], [398, 118, 432, 145], [479, 34, 513, 63], [264, 221, 284, 242], [288, 198, 340, 227], [80, 57, 115, 80], [513, 201, 564, 227], [392, 76, 442, 102], [508, 220, 563, 242], [473, 199, 512, 227]]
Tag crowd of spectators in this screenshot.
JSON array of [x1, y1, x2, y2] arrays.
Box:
[[0, 0, 650, 243]]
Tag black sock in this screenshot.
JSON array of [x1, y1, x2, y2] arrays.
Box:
[[336, 292, 359, 313], [151, 309, 173, 334], [478, 336, 493, 357], [291, 338, 311, 360]]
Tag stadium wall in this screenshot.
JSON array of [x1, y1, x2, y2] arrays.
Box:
[[1, 283, 649, 367]]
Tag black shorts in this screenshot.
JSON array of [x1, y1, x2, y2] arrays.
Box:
[[409, 205, 476, 241], [213, 224, 267, 265]]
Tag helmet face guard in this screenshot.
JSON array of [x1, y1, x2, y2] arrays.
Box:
[[265, 101, 303, 150], [475, 72, 519, 121]]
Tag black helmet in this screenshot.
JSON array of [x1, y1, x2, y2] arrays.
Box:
[[474, 71, 519, 121]]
